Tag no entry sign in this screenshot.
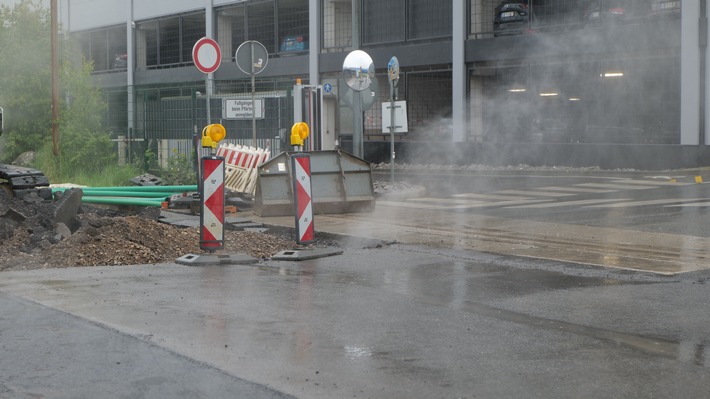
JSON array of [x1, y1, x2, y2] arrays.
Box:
[[193, 37, 221, 74]]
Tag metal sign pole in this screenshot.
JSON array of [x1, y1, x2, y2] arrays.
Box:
[[251, 42, 256, 146], [387, 56, 400, 185], [353, 92, 363, 158], [236, 41, 268, 147], [390, 80, 395, 184], [206, 77, 211, 124]]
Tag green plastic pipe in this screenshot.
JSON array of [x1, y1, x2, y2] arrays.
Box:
[[58, 189, 176, 198], [80, 196, 167, 207], [52, 185, 197, 193]]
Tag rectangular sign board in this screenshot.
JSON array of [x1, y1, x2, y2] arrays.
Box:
[[223, 98, 265, 120], [381, 100, 408, 134]]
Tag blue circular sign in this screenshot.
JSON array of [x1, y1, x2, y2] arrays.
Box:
[[323, 83, 333, 93], [387, 56, 400, 81]]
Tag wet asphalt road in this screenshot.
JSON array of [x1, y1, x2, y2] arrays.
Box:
[[2, 244, 710, 398], [4, 168, 710, 398]]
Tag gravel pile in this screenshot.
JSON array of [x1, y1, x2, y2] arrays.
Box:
[[0, 188, 305, 271]]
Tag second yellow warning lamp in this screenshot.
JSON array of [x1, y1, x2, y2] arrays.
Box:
[[201, 123, 226, 149], [290, 122, 310, 150]]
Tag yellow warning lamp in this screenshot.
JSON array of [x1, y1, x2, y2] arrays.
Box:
[[290, 122, 309, 147], [201, 123, 226, 148]]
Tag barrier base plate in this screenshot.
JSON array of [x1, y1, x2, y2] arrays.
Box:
[[176, 253, 258, 266], [271, 248, 344, 261]]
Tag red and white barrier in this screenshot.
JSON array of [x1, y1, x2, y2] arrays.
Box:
[[291, 153, 314, 244], [200, 156, 225, 251], [217, 143, 270, 195]]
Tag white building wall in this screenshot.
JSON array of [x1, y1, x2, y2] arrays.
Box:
[[64, 0, 126, 31], [680, 0, 700, 145], [62, 0, 250, 31], [213, 0, 248, 6], [133, 0, 204, 20]]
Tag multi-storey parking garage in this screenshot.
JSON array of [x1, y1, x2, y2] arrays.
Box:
[[63, 0, 706, 169]]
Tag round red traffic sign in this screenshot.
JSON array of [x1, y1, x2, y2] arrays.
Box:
[[192, 37, 221, 74]]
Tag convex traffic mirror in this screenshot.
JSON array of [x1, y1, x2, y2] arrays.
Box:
[[342, 50, 374, 92]]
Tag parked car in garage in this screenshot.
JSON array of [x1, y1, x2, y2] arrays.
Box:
[[583, 1, 625, 24], [493, 1, 535, 36], [651, 0, 681, 15], [280, 35, 308, 53]]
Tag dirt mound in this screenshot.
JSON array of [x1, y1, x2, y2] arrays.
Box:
[[0, 188, 299, 271]]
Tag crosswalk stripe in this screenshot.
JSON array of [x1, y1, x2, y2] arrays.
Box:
[[506, 198, 629, 209], [377, 199, 551, 209], [380, 180, 692, 210], [576, 183, 658, 190], [409, 197, 488, 204], [538, 186, 618, 194], [496, 189, 576, 197], [611, 179, 693, 186], [376, 200, 455, 209], [451, 193, 532, 201], [447, 199, 552, 208], [664, 201, 710, 207], [586, 198, 710, 208]]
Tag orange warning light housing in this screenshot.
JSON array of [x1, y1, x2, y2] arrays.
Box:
[[290, 122, 309, 146], [202, 123, 226, 148]]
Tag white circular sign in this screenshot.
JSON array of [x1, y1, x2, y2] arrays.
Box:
[[193, 37, 221, 74]]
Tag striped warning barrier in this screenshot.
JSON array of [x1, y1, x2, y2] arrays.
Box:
[[218, 143, 271, 196], [291, 153, 314, 244], [200, 156, 225, 251]]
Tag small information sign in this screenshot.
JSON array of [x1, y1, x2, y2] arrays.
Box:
[[381, 101, 408, 134], [223, 99, 265, 120]]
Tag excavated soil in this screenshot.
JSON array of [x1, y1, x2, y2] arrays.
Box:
[[0, 188, 305, 272]]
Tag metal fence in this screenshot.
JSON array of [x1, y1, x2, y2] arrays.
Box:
[[104, 78, 300, 169], [322, 0, 353, 51], [361, 0, 452, 45], [361, 69, 453, 141], [138, 91, 293, 166]]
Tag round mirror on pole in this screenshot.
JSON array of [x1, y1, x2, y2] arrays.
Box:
[[342, 50, 374, 92], [341, 50, 374, 159]]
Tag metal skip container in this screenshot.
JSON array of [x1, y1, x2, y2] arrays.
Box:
[[254, 150, 375, 216]]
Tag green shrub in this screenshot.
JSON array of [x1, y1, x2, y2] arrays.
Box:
[[161, 149, 197, 186]]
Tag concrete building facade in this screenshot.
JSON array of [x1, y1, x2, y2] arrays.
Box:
[[60, 0, 709, 169]]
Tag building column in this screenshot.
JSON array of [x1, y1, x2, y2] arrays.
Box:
[[452, 0, 466, 143], [704, 0, 710, 145], [309, 0, 320, 85], [127, 0, 135, 149], [206, 0, 215, 99], [681, 0, 701, 145], [352, 0, 360, 49]]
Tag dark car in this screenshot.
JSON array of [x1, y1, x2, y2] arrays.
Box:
[[583, 1, 625, 24], [493, 1, 535, 37]]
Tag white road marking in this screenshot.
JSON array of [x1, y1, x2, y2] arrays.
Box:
[[587, 198, 710, 208], [612, 179, 693, 186], [665, 201, 710, 208], [538, 186, 618, 194], [506, 198, 630, 209], [577, 183, 658, 190], [496, 189, 576, 197]]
